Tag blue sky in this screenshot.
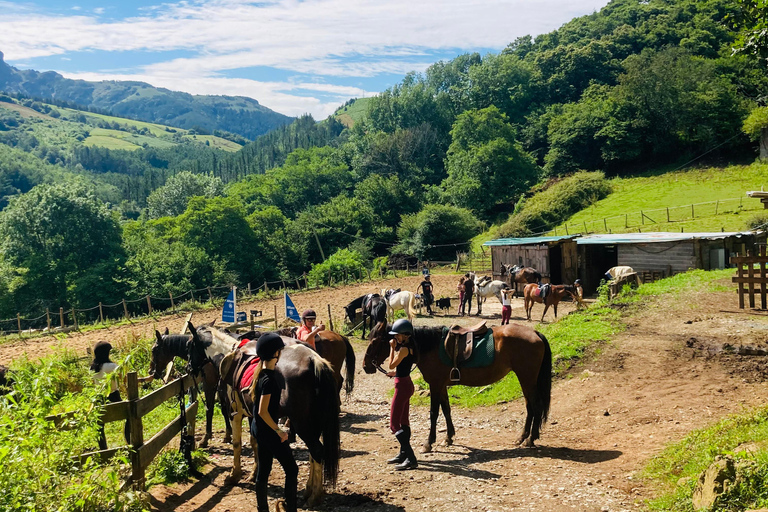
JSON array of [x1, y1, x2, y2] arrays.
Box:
[[0, 0, 611, 119]]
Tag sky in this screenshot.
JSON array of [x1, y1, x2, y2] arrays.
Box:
[[0, 0, 611, 119]]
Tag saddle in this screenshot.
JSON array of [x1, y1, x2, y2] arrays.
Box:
[[445, 321, 488, 382], [220, 341, 260, 415]]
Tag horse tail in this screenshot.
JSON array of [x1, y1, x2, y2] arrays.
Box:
[[408, 292, 416, 320], [534, 331, 552, 429], [341, 334, 356, 395], [533, 271, 542, 283], [315, 357, 341, 488]]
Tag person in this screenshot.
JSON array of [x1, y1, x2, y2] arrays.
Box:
[[500, 287, 513, 325], [249, 332, 298, 512], [296, 309, 325, 349], [416, 275, 435, 315], [384, 319, 418, 471], [462, 273, 475, 316], [90, 341, 130, 450], [457, 276, 466, 315]]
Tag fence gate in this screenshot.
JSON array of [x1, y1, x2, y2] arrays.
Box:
[[731, 245, 768, 310]]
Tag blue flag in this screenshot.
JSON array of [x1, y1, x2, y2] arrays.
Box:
[[285, 292, 301, 322], [222, 287, 236, 323]]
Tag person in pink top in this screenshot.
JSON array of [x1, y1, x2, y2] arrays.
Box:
[[295, 309, 325, 349]]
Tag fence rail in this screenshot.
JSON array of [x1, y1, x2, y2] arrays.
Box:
[[46, 372, 198, 490], [731, 246, 768, 310]]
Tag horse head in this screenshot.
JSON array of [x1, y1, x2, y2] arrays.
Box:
[[362, 321, 390, 374], [149, 330, 168, 380]]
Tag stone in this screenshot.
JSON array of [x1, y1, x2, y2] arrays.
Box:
[[692, 457, 735, 511]]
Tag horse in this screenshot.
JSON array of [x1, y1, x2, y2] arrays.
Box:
[[344, 293, 386, 339], [147, 329, 232, 447], [383, 289, 417, 322], [363, 321, 552, 452], [473, 275, 509, 315], [523, 282, 583, 322], [500, 264, 542, 297], [186, 323, 340, 506]]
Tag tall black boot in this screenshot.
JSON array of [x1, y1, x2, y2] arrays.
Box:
[[255, 481, 269, 512], [394, 425, 417, 471], [388, 429, 407, 464]]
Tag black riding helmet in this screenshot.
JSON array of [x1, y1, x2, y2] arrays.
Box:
[[93, 340, 112, 359], [301, 309, 316, 320], [389, 318, 414, 336], [256, 332, 285, 360]]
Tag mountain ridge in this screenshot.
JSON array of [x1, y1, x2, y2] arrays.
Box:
[[0, 50, 294, 140]]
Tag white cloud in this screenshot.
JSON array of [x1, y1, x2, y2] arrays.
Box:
[[0, 0, 610, 117]]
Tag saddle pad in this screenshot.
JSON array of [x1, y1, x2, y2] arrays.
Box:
[[239, 357, 260, 392], [439, 327, 496, 368]]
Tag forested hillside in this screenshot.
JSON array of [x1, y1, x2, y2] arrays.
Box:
[[1, 0, 766, 321], [0, 51, 293, 140]]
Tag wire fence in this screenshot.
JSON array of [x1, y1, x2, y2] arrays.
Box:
[[0, 252, 492, 339], [549, 196, 761, 237]]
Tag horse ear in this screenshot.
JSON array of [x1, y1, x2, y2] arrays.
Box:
[[155, 330, 163, 343], [163, 327, 169, 335], [188, 322, 197, 337]]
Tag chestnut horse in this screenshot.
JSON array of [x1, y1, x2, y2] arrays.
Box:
[[500, 263, 542, 298], [363, 322, 552, 452], [523, 282, 582, 322]]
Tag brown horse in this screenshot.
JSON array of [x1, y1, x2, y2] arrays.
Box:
[[363, 322, 552, 452], [500, 263, 542, 298], [523, 282, 582, 322]]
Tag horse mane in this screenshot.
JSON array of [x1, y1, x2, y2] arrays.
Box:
[[161, 334, 192, 358]]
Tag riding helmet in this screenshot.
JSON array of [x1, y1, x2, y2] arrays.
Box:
[[389, 318, 414, 336], [93, 340, 112, 357], [256, 332, 285, 360], [301, 309, 316, 320]]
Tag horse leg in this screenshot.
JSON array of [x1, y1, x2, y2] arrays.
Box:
[[225, 406, 243, 484], [201, 383, 217, 448], [439, 387, 455, 446], [422, 388, 441, 453], [476, 294, 482, 315], [541, 303, 550, 323], [517, 397, 535, 447], [304, 439, 325, 507], [248, 430, 258, 482], [553, 302, 558, 319], [218, 380, 232, 444]]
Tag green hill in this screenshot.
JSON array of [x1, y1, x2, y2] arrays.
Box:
[[0, 51, 293, 140], [334, 97, 372, 127]]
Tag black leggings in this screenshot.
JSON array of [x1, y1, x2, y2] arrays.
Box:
[[256, 436, 298, 503]]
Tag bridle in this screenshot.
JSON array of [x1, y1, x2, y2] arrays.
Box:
[[363, 337, 389, 376]]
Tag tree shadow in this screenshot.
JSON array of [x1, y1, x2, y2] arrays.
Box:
[[316, 491, 406, 511], [340, 411, 384, 434], [149, 466, 232, 512]]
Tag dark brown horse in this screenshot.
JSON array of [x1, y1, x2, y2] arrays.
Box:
[[363, 322, 552, 452], [148, 330, 232, 446], [501, 263, 542, 298], [523, 282, 583, 322], [187, 323, 340, 506]]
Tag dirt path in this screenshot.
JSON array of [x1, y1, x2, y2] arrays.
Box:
[[146, 287, 768, 512]]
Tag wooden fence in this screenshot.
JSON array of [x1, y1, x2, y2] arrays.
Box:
[[731, 246, 768, 310], [47, 372, 199, 490]]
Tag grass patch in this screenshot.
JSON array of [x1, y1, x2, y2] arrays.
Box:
[[643, 407, 768, 512], [334, 97, 372, 127]]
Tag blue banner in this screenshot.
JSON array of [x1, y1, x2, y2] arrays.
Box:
[[222, 288, 236, 323], [285, 292, 301, 322]]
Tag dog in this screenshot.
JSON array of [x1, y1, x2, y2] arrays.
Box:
[[435, 297, 452, 312]]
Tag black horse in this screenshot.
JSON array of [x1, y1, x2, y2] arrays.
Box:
[[344, 293, 387, 339], [148, 330, 232, 446]]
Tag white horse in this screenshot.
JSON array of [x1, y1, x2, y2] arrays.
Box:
[[474, 275, 509, 315], [382, 289, 417, 322]]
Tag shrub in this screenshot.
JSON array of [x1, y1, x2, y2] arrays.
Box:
[[307, 249, 367, 287], [497, 171, 611, 237], [393, 204, 484, 260], [747, 212, 768, 231]]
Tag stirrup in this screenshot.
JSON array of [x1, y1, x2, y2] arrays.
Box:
[[449, 367, 461, 382]]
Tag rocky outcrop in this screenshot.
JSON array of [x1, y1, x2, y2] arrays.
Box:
[[692, 456, 735, 511]]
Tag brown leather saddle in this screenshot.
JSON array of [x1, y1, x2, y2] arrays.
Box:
[[445, 321, 488, 382], [219, 340, 260, 416]]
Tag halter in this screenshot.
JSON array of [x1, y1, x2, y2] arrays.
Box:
[[363, 339, 389, 376]]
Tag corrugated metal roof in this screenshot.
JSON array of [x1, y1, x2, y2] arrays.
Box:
[[483, 235, 578, 246], [576, 232, 749, 245]]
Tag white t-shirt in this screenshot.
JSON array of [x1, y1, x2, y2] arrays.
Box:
[[93, 362, 119, 393], [501, 291, 511, 306]]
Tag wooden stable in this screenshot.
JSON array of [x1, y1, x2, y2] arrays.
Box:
[[484, 235, 579, 285], [731, 245, 768, 310]]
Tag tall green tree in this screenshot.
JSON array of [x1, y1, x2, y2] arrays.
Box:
[[145, 171, 224, 219], [394, 204, 484, 260]]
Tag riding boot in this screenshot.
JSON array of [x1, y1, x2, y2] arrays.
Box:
[[284, 479, 298, 512], [255, 481, 270, 512], [388, 429, 407, 464], [394, 425, 418, 471]]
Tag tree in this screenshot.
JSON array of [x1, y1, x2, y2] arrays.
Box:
[[0, 181, 126, 314], [393, 204, 484, 260], [146, 171, 224, 219], [730, 0, 768, 62], [442, 107, 540, 219]]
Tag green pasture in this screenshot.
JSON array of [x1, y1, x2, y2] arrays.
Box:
[[184, 134, 242, 151], [557, 164, 768, 235], [58, 106, 177, 137], [334, 97, 372, 127]]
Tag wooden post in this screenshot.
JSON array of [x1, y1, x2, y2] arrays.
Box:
[[190, 289, 195, 303], [169, 292, 175, 312], [749, 251, 756, 309], [59, 307, 65, 328], [295, 278, 300, 290], [263, 281, 268, 294], [737, 257, 745, 309], [127, 372, 144, 490], [666, 207, 670, 222], [123, 299, 130, 321], [583, 221, 588, 232], [641, 211, 644, 225], [146, 295, 153, 316], [715, 200, 719, 216], [207, 287, 213, 304], [274, 305, 278, 330], [71, 308, 78, 330], [625, 214, 628, 228], [761, 246, 767, 310], [99, 302, 104, 324], [281, 280, 286, 292], [247, 283, 252, 296], [17, 313, 21, 338], [603, 218, 607, 231], [327, 304, 334, 332], [691, 204, 695, 219], [565, 224, 569, 235], [46, 308, 51, 332]]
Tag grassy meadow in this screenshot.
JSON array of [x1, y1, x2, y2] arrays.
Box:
[[334, 97, 372, 127]]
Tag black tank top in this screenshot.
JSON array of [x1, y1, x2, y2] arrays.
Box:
[[395, 347, 415, 378]]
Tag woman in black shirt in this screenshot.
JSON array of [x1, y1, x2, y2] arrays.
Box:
[[385, 319, 418, 471], [250, 333, 298, 512]]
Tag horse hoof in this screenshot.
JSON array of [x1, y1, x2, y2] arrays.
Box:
[[421, 444, 433, 454], [519, 439, 535, 448], [223, 434, 232, 444], [443, 438, 453, 447], [224, 473, 242, 485]]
